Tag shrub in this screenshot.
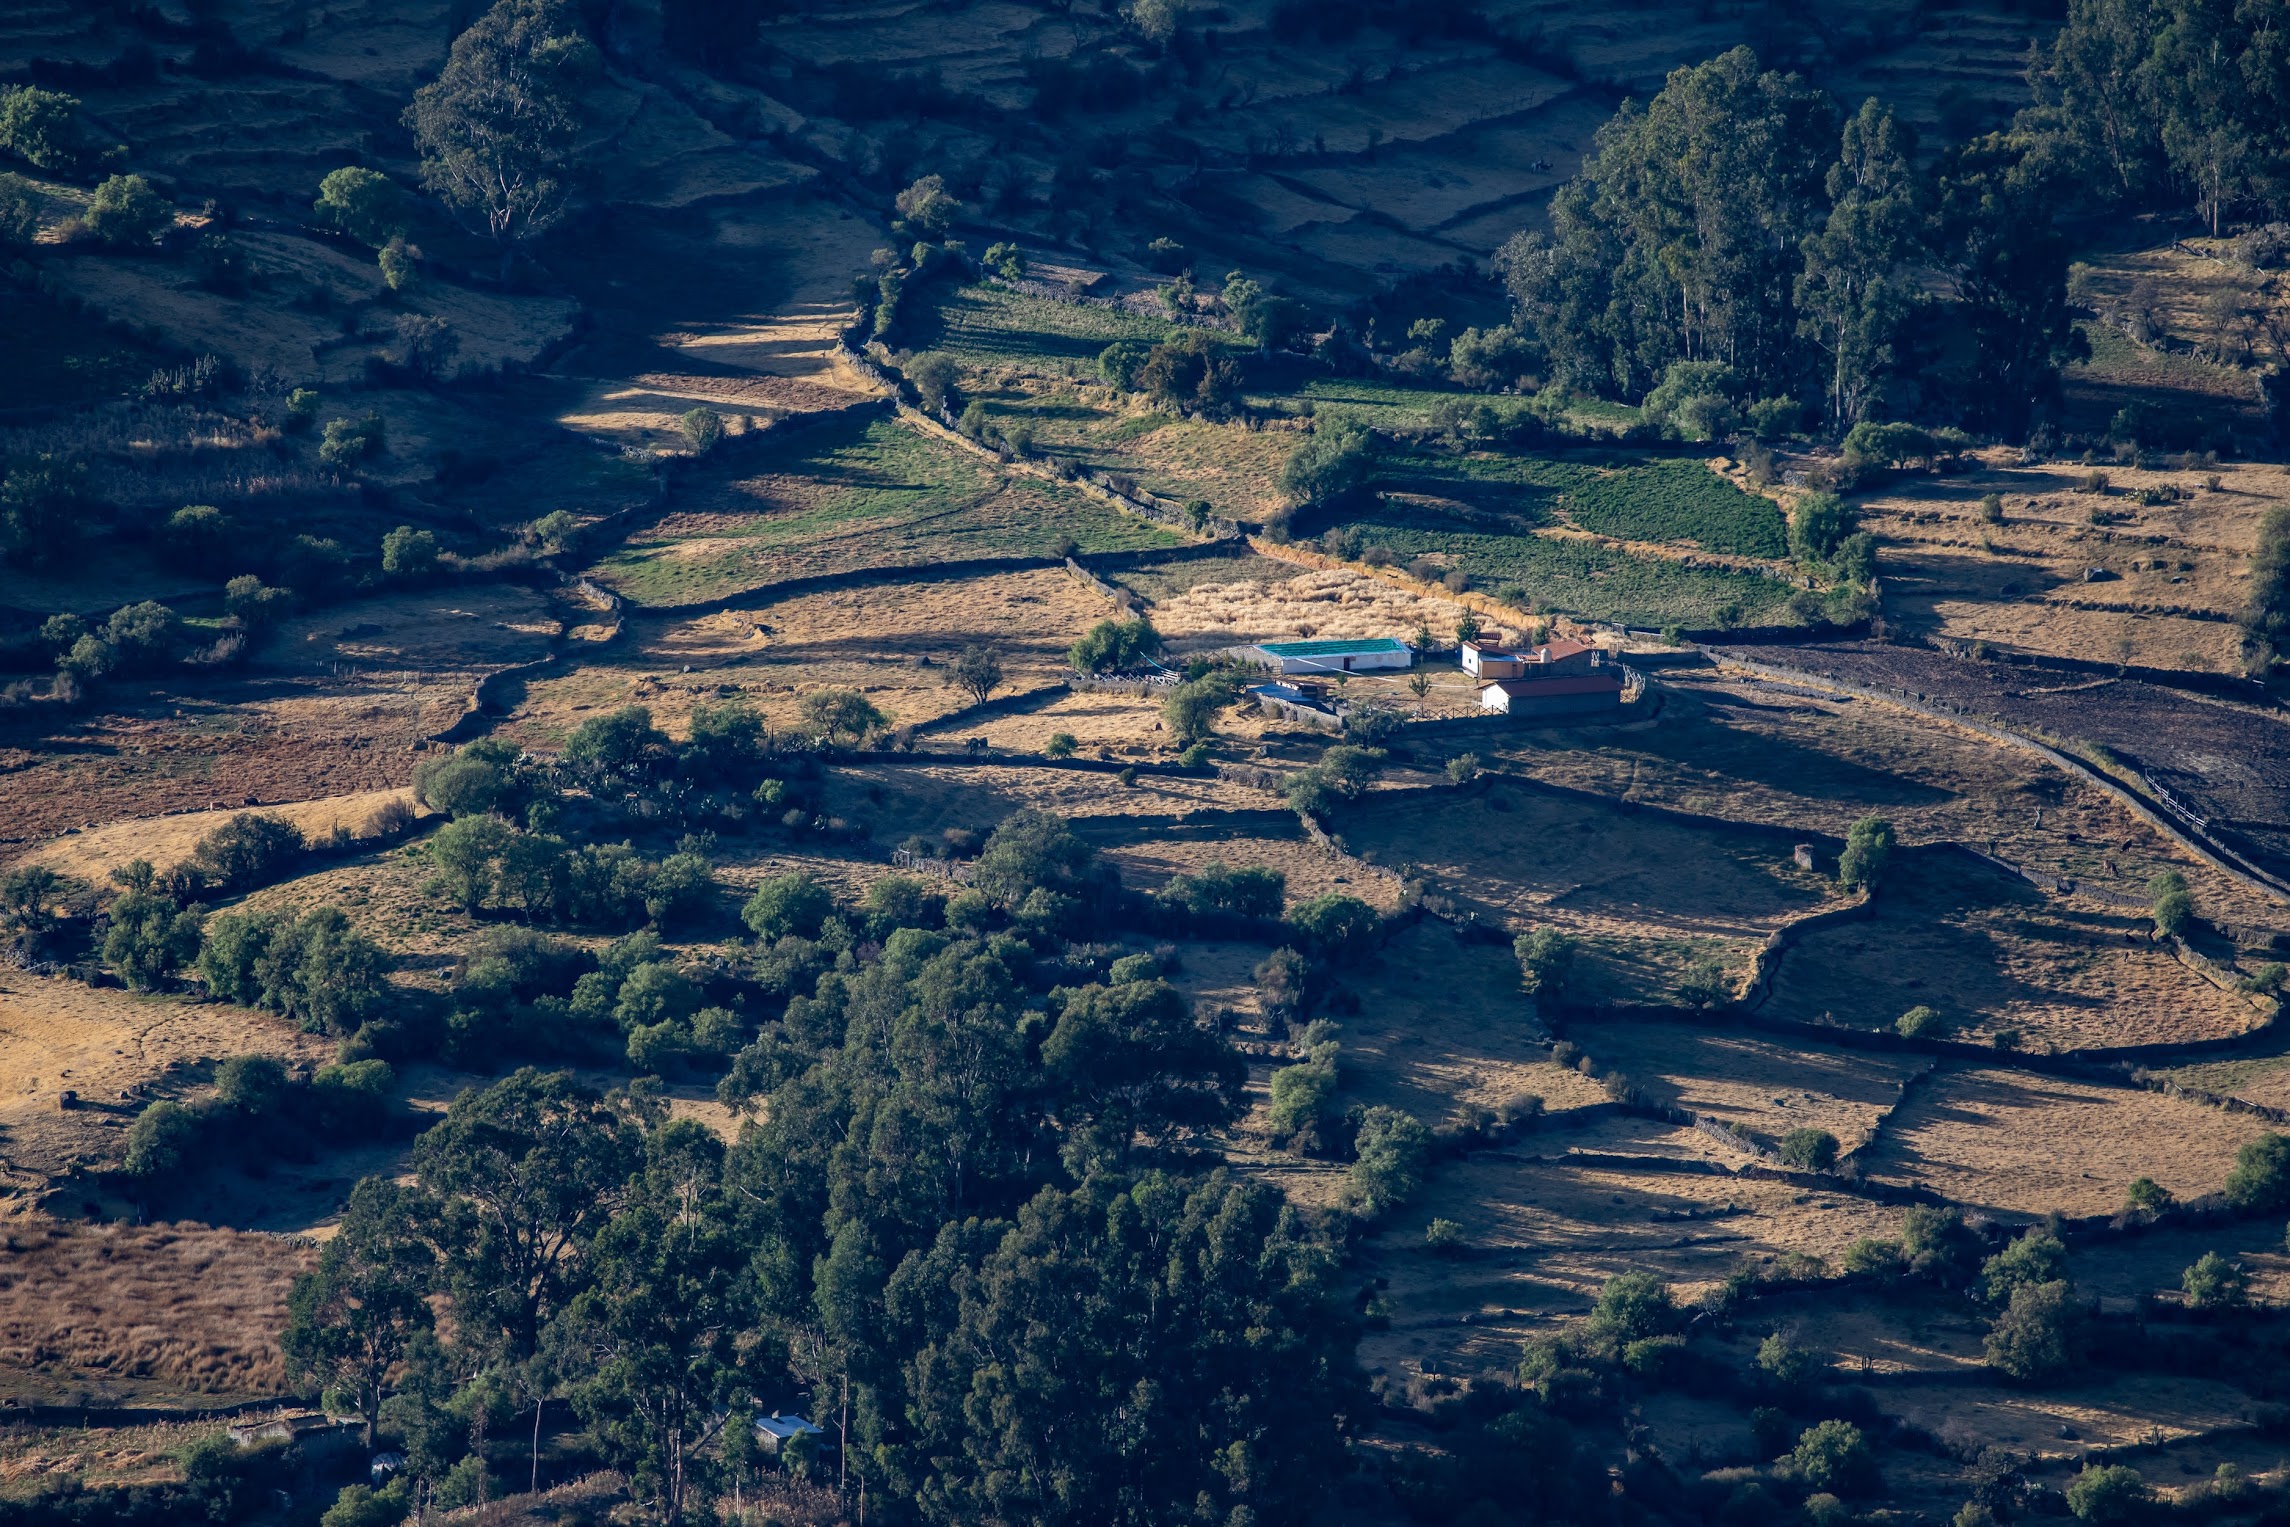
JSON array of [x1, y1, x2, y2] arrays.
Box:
[[2125, 1175, 2174, 1216], [1345, 1105, 1429, 1218], [2147, 869, 2192, 937], [1895, 1004, 1941, 1038], [1068, 617, 1160, 674], [1424, 1218, 1465, 1255], [0, 171, 36, 248], [380, 524, 440, 580], [1985, 1279, 2077, 1381], [2065, 1465, 2147, 1525], [893, 173, 959, 235], [2225, 1132, 2290, 1211], [1778, 1127, 1839, 1171], [1783, 1420, 1877, 1497], [1513, 927, 1576, 1006], [1837, 814, 1894, 890], [314, 165, 408, 245], [1277, 419, 1371, 507], [1980, 1230, 2066, 1304], [1044, 731, 1078, 758], [379, 236, 421, 291], [191, 812, 305, 891], [86, 173, 172, 249], [679, 407, 724, 453], [742, 872, 833, 942], [1290, 893, 1380, 963], [1265, 1053, 1337, 1149], [1755, 1330, 1816, 1389], [2182, 1251, 2248, 1309], [1586, 1271, 1676, 1345], [319, 413, 386, 468]]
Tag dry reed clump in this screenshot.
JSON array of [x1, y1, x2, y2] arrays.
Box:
[[0, 1221, 310, 1396], [0, 402, 354, 516]]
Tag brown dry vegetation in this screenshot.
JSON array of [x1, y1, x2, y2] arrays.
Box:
[[1857, 1065, 2270, 1218], [13, 789, 417, 884], [1574, 1023, 1928, 1154], [1760, 852, 2257, 1051], [0, 975, 329, 1181], [0, 1220, 308, 1401]]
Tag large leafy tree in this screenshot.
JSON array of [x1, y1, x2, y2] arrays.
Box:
[[1795, 100, 1924, 429], [1502, 46, 1836, 400], [553, 1119, 762, 1526], [404, 0, 597, 278], [897, 1173, 1358, 1527], [1933, 135, 2089, 439], [410, 1068, 643, 1361], [281, 1179, 436, 1448]]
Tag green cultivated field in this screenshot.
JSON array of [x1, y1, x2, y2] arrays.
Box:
[[1315, 501, 1799, 628], [591, 414, 1180, 607], [1376, 450, 1787, 558]]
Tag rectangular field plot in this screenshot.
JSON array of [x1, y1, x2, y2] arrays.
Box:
[[589, 414, 1179, 607], [1573, 1022, 1927, 1153], [1099, 831, 1405, 915], [1331, 783, 1844, 951], [911, 284, 1197, 369], [1110, 549, 1305, 603], [1304, 502, 1800, 628], [501, 568, 1111, 746], [1758, 852, 2253, 1051], [1856, 1066, 2269, 1218], [953, 385, 1301, 521], [1362, 449, 1790, 558]]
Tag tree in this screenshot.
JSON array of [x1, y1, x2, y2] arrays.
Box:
[[319, 413, 386, 467], [1161, 671, 1235, 744], [282, 1178, 436, 1447], [1985, 1279, 2077, 1381], [563, 705, 671, 782], [86, 173, 171, 249], [1795, 100, 1923, 429], [1932, 137, 2088, 439], [1040, 975, 1244, 1172], [2225, 1132, 2290, 1211], [799, 688, 887, 747], [1500, 47, 1837, 400], [124, 1099, 200, 1180], [2147, 868, 2193, 937], [0, 87, 85, 171], [1981, 1229, 2068, 1304], [742, 872, 833, 942], [1291, 892, 1381, 962], [1068, 617, 1160, 673], [2240, 507, 2290, 670], [430, 814, 511, 912], [0, 172, 38, 249], [392, 314, 458, 381], [0, 454, 87, 567], [2181, 1250, 2248, 1309], [1785, 1420, 1878, 1497], [1778, 1127, 1840, 1171], [908, 352, 959, 414], [899, 1172, 1354, 1527], [1346, 1105, 1429, 1217], [1277, 418, 1370, 507], [191, 812, 305, 890], [1838, 814, 1894, 890], [894, 173, 960, 236], [2066, 1464, 2148, 1525], [102, 887, 202, 991], [553, 1123, 750, 1526], [1586, 1271, 1677, 1345], [313, 167, 408, 247], [677, 407, 722, 453], [947, 644, 1003, 706], [1513, 927, 1577, 1009], [381, 524, 441, 579], [405, 0, 597, 278], [410, 1068, 642, 1360]]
